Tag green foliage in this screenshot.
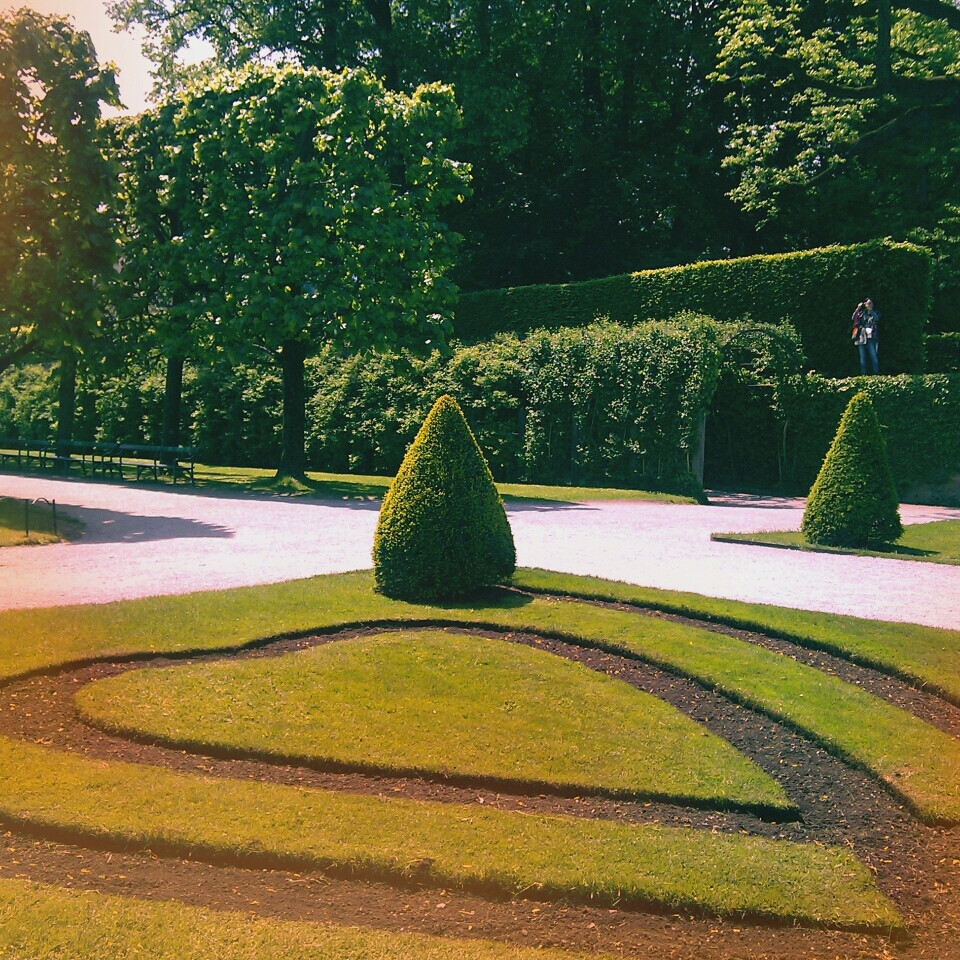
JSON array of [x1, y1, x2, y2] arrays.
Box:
[[0, 9, 118, 368], [190, 358, 282, 468], [306, 346, 440, 476], [801, 392, 903, 548], [454, 241, 931, 378], [780, 373, 960, 494], [133, 65, 468, 477], [373, 394, 515, 601], [109, 0, 739, 289], [713, 0, 960, 259], [924, 333, 960, 373], [309, 316, 738, 496], [0, 364, 58, 438]]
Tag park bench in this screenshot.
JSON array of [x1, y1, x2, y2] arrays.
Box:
[[116, 444, 197, 484], [50, 441, 123, 478], [0, 438, 53, 470], [0, 438, 196, 484]]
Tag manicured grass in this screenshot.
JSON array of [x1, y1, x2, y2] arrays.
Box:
[[0, 496, 80, 545], [76, 628, 791, 813], [1, 570, 959, 821], [0, 878, 594, 960], [0, 737, 900, 929], [190, 464, 696, 504], [514, 569, 960, 705], [711, 519, 960, 565]]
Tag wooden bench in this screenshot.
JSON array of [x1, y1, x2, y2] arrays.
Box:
[[116, 444, 197, 484], [0, 438, 196, 484], [0, 438, 53, 470]]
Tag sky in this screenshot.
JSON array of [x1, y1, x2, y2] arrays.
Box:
[[13, 0, 159, 115]]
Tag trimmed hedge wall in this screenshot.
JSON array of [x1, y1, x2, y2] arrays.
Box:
[[455, 240, 932, 378], [924, 333, 960, 374], [308, 316, 736, 497], [778, 374, 960, 495]]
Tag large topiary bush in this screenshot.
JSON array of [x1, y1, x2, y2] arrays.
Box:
[[800, 392, 903, 548], [372, 394, 516, 601]]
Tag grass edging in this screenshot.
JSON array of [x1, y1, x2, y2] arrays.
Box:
[[512, 569, 960, 706], [0, 877, 591, 960], [0, 736, 901, 931]]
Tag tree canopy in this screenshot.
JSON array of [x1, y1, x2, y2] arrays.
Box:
[[715, 0, 960, 245], [108, 0, 748, 288], [148, 65, 468, 476], [0, 7, 119, 373]]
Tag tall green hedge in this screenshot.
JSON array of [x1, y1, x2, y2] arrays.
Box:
[[924, 333, 960, 373], [455, 240, 932, 378], [778, 374, 960, 495], [308, 316, 736, 497]]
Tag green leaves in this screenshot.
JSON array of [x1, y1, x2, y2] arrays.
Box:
[[0, 9, 117, 368], [801, 390, 903, 547]]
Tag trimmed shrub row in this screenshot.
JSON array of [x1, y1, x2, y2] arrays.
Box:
[[4, 334, 958, 501], [924, 333, 960, 374], [311, 316, 736, 497], [454, 239, 932, 378]]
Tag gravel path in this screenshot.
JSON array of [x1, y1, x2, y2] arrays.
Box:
[[2, 473, 960, 629]]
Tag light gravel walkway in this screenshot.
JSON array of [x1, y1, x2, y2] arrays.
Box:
[[1, 474, 959, 629]]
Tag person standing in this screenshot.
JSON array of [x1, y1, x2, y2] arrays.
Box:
[[851, 297, 880, 374]]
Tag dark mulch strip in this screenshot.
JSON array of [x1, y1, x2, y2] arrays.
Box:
[[0, 604, 957, 959]]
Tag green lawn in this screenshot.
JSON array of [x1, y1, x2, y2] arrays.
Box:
[[76, 628, 792, 813], [110, 462, 698, 505], [0, 736, 898, 929], [711, 519, 960, 565], [2, 570, 959, 823], [0, 878, 595, 960], [1, 568, 958, 931], [0, 496, 80, 545]]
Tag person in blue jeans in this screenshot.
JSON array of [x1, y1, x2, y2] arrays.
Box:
[[851, 297, 880, 374]]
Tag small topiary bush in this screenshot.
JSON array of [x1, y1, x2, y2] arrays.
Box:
[[372, 394, 516, 601], [800, 392, 903, 548]]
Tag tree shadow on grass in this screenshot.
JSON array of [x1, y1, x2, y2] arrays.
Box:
[[404, 585, 535, 613]]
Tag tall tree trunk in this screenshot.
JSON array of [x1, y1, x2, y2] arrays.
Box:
[[161, 353, 185, 460], [365, 0, 398, 90], [877, 0, 892, 93], [55, 347, 77, 474], [276, 339, 308, 480]]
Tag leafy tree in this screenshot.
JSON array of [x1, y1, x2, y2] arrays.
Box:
[[0, 9, 118, 454], [714, 0, 960, 260], [160, 65, 467, 478], [106, 103, 222, 450], [109, 0, 746, 289], [801, 390, 903, 547], [373, 393, 516, 601]]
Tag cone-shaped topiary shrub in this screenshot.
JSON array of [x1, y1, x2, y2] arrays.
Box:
[[801, 391, 903, 548], [373, 394, 516, 601]]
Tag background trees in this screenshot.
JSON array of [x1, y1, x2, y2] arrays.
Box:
[[108, 0, 751, 289], [0, 9, 118, 455], [148, 66, 467, 478], [715, 0, 960, 324]]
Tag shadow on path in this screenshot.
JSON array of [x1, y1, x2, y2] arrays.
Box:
[[68, 506, 235, 544], [706, 490, 805, 510]]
